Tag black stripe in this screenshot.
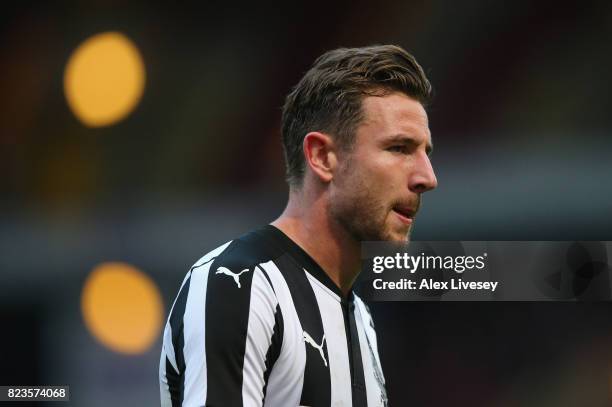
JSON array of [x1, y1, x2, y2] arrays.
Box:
[[273, 254, 331, 407], [257, 265, 276, 293], [261, 225, 344, 298], [347, 295, 367, 407], [166, 257, 216, 406], [205, 241, 257, 406], [168, 274, 192, 406], [165, 357, 182, 407], [190, 256, 215, 272], [262, 303, 284, 403]]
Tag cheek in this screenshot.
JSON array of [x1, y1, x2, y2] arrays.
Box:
[[336, 154, 401, 201], [361, 161, 402, 195], [348, 155, 383, 180]]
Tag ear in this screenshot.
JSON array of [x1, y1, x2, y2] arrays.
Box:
[[303, 131, 337, 183]]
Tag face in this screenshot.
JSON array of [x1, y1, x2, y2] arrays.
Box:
[[329, 92, 437, 242]]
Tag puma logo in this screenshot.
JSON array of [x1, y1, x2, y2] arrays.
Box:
[[215, 266, 250, 288], [303, 331, 327, 367]]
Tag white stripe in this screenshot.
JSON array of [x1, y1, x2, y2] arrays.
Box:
[[193, 240, 232, 268], [162, 271, 192, 373], [161, 240, 231, 405], [305, 271, 352, 406], [304, 269, 341, 303], [242, 267, 279, 406], [354, 296, 386, 406], [159, 267, 194, 403], [159, 347, 172, 407], [259, 260, 305, 407], [162, 237, 228, 372], [354, 296, 384, 375], [182, 260, 213, 407]]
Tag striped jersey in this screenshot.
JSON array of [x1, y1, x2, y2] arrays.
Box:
[[159, 225, 387, 406]]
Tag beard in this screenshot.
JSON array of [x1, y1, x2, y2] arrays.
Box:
[[329, 152, 421, 243], [330, 184, 415, 243]]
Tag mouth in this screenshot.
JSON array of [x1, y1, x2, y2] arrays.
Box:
[[392, 205, 416, 225]]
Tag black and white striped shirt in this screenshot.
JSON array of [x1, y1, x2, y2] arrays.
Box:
[[159, 225, 387, 406]]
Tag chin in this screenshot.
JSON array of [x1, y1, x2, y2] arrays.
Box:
[[381, 227, 411, 243], [389, 233, 410, 243]]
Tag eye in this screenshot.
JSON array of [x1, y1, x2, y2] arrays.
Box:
[[387, 145, 408, 154]]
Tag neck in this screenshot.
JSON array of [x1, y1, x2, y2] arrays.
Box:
[[271, 184, 361, 298]]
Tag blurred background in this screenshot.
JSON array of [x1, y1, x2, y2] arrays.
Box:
[[1, 0, 612, 405]]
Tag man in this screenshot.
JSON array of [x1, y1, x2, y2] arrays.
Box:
[[159, 44, 437, 407]]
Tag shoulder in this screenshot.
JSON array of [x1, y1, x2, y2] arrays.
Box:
[[180, 228, 286, 312], [188, 240, 233, 272], [189, 227, 282, 277], [178, 228, 283, 336]]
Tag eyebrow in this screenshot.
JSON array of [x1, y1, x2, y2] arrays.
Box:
[[386, 133, 434, 156]]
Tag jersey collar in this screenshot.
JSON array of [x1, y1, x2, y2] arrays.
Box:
[[260, 224, 352, 302]]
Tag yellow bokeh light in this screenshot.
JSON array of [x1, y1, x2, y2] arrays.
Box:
[[64, 31, 145, 127], [82, 262, 163, 354]]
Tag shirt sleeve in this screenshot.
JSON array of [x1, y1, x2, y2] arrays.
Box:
[[160, 253, 282, 407]]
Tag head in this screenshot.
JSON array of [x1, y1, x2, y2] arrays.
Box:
[[281, 45, 437, 242]]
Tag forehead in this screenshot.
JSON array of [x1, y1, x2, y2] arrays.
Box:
[[357, 92, 430, 143]]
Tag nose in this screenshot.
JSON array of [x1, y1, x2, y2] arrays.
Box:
[[408, 151, 438, 194]]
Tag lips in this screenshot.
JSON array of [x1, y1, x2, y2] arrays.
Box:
[[392, 204, 416, 224], [393, 204, 416, 219]]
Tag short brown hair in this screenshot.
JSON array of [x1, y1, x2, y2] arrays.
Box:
[[281, 44, 433, 187]]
